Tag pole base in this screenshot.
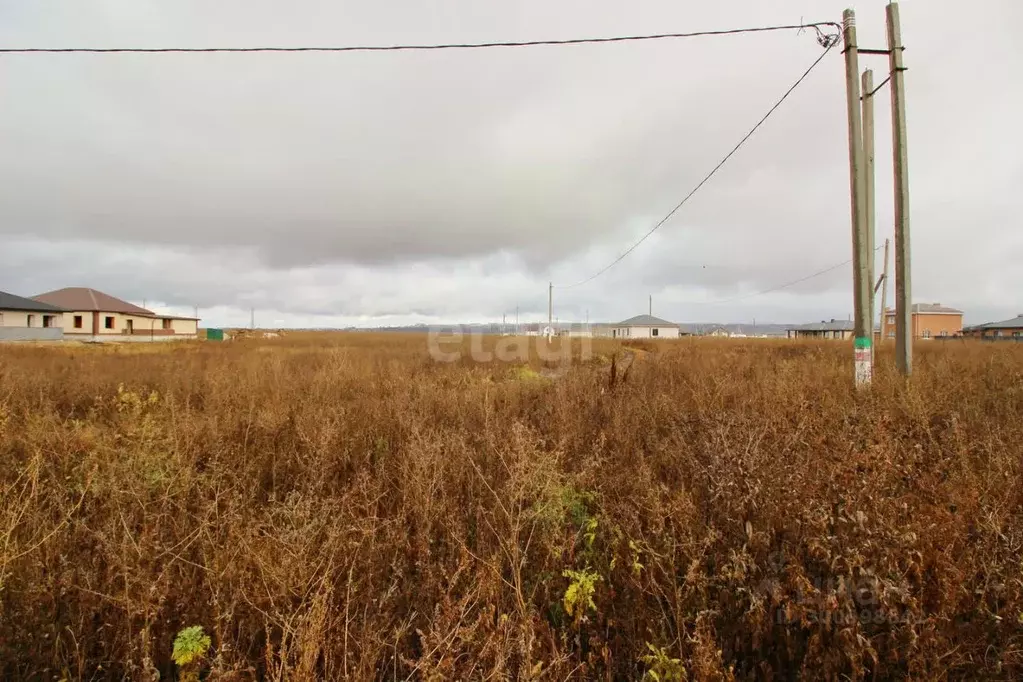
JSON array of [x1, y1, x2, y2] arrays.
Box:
[[854, 336, 873, 387]]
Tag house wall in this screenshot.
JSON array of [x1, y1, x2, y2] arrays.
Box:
[[972, 327, 1023, 338], [121, 316, 197, 336], [122, 316, 174, 337], [790, 329, 854, 340], [62, 311, 124, 335], [0, 310, 33, 327], [59, 313, 194, 337], [170, 319, 198, 336], [913, 313, 962, 339], [612, 326, 680, 339], [0, 310, 63, 329], [882, 312, 962, 339], [62, 311, 87, 334], [59, 312, 198, 341]]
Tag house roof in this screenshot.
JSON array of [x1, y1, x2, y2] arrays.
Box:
[[0, 290, 65, 313], [885, 303, 963, 315], [32, 287, 154, 316], [787, 319, 855, 332], [966, 314, 1023, 331], [615, 314, 677, 327]]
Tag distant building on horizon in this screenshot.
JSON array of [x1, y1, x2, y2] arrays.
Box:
[[611, 314, 681, 339], [962, 313, 1023, 340], [0, 290, 65, 342], [786, 319, 854, 340], [881, 303, 963, 340], [32, 287, 199, 342]]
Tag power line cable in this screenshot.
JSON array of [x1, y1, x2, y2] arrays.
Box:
[[555, 34, 839, 290], [0, 22, 840, 54], [690, 245, 884, 305]]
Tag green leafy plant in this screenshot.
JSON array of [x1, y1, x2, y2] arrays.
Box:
[[562, 567, 601, 622], [561, 487, 595, 529], [582, 516, 598, 551], [172, 625, 211, 681], [629, 540, 645, 577], [641, 642, 686, 681]]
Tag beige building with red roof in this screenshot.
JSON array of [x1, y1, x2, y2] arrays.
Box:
[[31, 287, 198, 341]]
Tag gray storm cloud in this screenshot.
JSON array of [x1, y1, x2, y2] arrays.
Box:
[[0, 0, 1020, 326]]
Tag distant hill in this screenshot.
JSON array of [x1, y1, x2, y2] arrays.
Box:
[[353, 322, 794, 337], [680, 323, 791, 337]]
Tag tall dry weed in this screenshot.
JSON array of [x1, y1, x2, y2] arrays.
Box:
[[0, 335, 1021, 679]]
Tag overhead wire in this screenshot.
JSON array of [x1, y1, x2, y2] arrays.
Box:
[[689, 245, 885, 305], [556, 31, 840, 289], [0, 22, 841, 54], [1, 18, 854, 316]]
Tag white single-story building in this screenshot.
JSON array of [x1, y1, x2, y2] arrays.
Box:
[[0, 291, 65, 342], [785, 319, 855, 340], [611, 314, 680, 339]]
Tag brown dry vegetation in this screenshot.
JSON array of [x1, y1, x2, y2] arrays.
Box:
[[1, 334, 1022, 680]]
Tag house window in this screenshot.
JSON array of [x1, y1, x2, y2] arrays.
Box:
[[922, 330, 931, 339], [940, 330, 948, 337], [162, 318, 172, 330], [887, 330, 895, 338], [73, 315, 83, 329], [652, 328, 659, 337], [1013, 331, 1021, 338], [104, 316, 114, 330], [42, 315, 53, 328], [887, 315, 895, 325], [27, 314, 35, 327]]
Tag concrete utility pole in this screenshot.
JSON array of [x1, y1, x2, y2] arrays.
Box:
[[879, 237, 891, 340], [842, 8, 872, 388], [250, 308, 255, 330], [547, 282, 553, 341], [648, 294, 652, 316], [515, 305, 519, 335], [887, 1, 912, 376], [194, 304, 199, 320], [862, 68, 876, 336]]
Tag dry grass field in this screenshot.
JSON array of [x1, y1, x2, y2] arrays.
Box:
[[1, 333, 1022, 680]]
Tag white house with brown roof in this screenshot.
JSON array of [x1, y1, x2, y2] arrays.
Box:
[[31, 288, 199, 341]]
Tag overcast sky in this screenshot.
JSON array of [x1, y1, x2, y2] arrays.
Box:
[[1, 0, 1019, 327]]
